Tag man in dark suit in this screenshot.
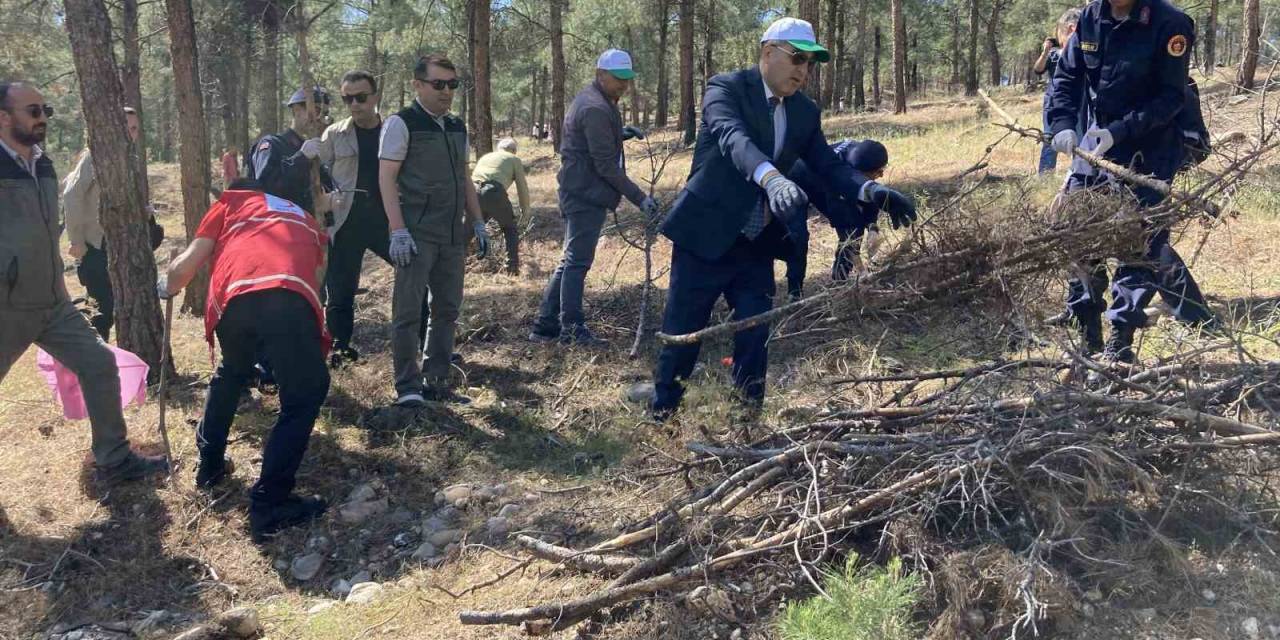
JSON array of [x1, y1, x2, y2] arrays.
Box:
[[649, 18, 917, 419]]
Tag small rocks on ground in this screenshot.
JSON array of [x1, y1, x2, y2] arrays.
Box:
[[497, 503, 520, 519], [411, 542, 438, 561], [427, 528, 463, 547], [290, 553, 324, 582], [330, 579, 352, 597], [349, 570, 372, 585], [485, 516, 511, 539], [338, 497, 388, 525], [212, 607, 262, 638], [345, 581, 384, 605], [307, 600, 338, 616], [1241, 616, 1261, 639]]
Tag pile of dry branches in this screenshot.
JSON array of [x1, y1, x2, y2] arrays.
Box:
[[460, 344, 1280, 636], [457, 93, 1280, 637]]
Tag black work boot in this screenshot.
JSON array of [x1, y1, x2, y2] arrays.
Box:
[[94, 450, 169, 487], [249, 495, 328, 543], [1079, 313, 1104, 356], [1103, 325, 1137, 365], [195, 456, 236, 490]]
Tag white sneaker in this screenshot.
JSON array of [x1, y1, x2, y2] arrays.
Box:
[[395, 393, 426, 408]]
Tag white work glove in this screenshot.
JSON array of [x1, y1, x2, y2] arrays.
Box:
[[299, 138, 322, 160], [1083, 126, 1115, 157], [156, 277, 175, 300], [389, 228, 418, 268], [473, 221, 491, 258], [1051, 129, 1078, 155], [640, 196, 660, 219]]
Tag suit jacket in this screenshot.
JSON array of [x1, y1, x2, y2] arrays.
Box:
[[660, 67, 869, 262]]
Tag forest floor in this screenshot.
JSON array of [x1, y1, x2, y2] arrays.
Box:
[[3, 78, 1280, 640]]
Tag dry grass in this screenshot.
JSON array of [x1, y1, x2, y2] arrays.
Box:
[[1, 90, 1279, 639]]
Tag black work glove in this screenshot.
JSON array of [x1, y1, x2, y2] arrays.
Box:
[[621, 125, 646, 141], [867, 182, 917, 229], [763, 173, 809, 221]]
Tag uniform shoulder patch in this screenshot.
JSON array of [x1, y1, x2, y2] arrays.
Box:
[[1167, 34, 1188, 57], [1080, 41, 1099, 52]]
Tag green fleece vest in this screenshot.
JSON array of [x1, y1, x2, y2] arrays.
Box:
[[395, 102, 468, 245], [0, 149, 67, 309]]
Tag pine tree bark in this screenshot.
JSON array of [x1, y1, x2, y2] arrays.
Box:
[[165, 0, 212, 314], [677, 0, 695, 143], [950, 0, 961, 90], [965, 0, 979, 95], [872, 25, 882, 106], [550, 0, 565, 152], [891, 0, 907, 113], [852, 0, 867, 109], [255, 8, 282, 137], [471, 0, 493, 154], [539, 64, 549, 135], [701, 0, 715, 91], [655, 0, 671, 127], [63, 0, 167, 373], [986, 0, 1002, 86], [798, 0, 821, 102], [1236, 0, 1259, 91], [1203, 0, 1218, 74], [823, 0, 839, 109], [118, 0, 151, 201]]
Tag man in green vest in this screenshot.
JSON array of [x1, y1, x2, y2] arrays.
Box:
[[378, 54, 490, 408]]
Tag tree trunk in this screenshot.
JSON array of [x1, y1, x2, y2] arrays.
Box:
[[702, 0, 715, 90], [255, 14, 281, 136], [550, 0, 565, 152], [628, 28, 643, 126], [833, 3, 846, 109], [950, 0, 961, 90], [872, 25, 882, 106], [471, 0, 493, 154], [965, 0, 979, 95], [118, 0, 151, 203], [655, 0, 671, 126], [822, 0, 839, 109], [160, 67, 174, 161], [852, 0, 867, 109], [798, 0, 821, 101], [529, 66, 539, 133], [1203, 0, 1218, 74], [677, 0, 695, 142], [165, 0, 212, 315], [890, 0, 907, 113], [63, 0, 167, 373], [1236, 0, 1259, 91], [539, 64, 549, 135], [986, 0, 1002, 86]]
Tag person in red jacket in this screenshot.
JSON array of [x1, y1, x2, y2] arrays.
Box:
[[159, 178, 330, 542]]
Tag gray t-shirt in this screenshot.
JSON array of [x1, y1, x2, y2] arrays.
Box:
[[378, 99, 470, 162]]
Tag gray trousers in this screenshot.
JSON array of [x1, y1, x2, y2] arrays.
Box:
[[392, 239, 465, 396], [535, 194, 607, 331], [0, 300, 131, 467]]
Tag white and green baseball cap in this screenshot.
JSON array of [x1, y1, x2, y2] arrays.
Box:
[[597, 49, 636, 80], [761, 17, 830, 63]]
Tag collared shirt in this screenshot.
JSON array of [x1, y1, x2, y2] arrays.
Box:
[[379, 97, 471, 162], [0, 137, 42, 179], [750, 77, 788, 185]]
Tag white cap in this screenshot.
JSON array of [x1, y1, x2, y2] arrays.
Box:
[[760, 17, 830, 62], [596, 49, 636, 80]]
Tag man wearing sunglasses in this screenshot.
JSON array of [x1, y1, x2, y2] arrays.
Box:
[[314, 70, 408, 368], [378, 54, 488, 407], [530, 49, 658, 347], [0, 82, 168, 486], [646, 18, 917, 420]]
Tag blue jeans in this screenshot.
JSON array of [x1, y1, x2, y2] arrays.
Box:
[[535, 194, 607, 332], [653, 240, 775, 414]]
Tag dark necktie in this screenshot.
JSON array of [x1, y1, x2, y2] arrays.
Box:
[[743, 97, 781, 240]]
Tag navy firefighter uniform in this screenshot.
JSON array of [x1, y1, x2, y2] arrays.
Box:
[[651, 61, 916, 417], [1047, 0, 1214, 361]]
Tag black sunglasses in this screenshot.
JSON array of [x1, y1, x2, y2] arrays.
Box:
[[20, 105, 54, 119], [341, 92, 373, 104], [417, 78, 460, 91], [768, 43, 817, 67]]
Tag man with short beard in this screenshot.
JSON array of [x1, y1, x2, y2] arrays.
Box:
[[0, 82, 167, 486]]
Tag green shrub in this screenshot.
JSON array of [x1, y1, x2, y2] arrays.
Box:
[[777, 555, 923, 640]]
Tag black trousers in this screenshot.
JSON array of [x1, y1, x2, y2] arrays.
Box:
[[76, 243, 114, 341], [197, 289, 329, 506], [325, 204, 392, 349]]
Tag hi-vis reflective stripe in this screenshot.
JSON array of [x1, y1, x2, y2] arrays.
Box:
[[225, 273, 322, 310], [228, 215, 321, 243]]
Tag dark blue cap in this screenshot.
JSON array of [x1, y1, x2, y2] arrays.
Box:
[[844, 139, 889, 172]]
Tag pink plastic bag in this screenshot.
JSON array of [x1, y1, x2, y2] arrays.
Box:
[[36, 346, 149, 420]]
